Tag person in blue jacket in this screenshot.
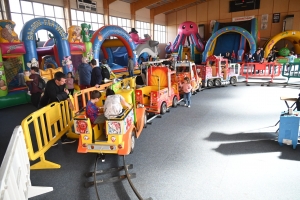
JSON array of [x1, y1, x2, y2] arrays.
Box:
[[78, 57, 92, 89]]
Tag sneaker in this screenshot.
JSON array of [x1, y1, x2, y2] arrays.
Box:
[[184, 104, 187, 106], [52, 142, 58, 147], [61, 138, 76, 144], [188, 105, 190, 108]]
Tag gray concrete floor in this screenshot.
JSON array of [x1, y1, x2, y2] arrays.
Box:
[[2, 83, 300, 200]]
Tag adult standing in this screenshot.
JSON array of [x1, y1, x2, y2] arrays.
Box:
[[252, 49, 262, 63], [127, 56, 134, 77], [39, 71, 75, 144], [26, 66, 43, 108], [252, 49, 262, 74], [78, 57, 92, 90], [90, 59, 102, 87], [101, 59, 115, 81], [260, 47, 265, 62], [286, 51, 296, 73]]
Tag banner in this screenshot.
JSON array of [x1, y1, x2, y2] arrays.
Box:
[[232, 16, 255, 22]]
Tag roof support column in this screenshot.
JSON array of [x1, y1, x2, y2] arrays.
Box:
[[130, 4, 136, 28], [2, 0, 11, 20], [103, 0, 116, 25], [63, 0, 71, 28], [150, 9, 155, 40]]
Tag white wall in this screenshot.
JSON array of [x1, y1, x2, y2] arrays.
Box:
[[109, 1, 131, 19], [155, 14, 166, 25], [136, 8, 150, 22]]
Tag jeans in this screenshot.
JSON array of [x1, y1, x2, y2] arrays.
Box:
[[184, 92, 191, 106], [128, 69, 134, 77]]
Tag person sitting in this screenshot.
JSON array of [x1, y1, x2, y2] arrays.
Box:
[[86, 90, 102, 124], [104, 88, 131, 119]]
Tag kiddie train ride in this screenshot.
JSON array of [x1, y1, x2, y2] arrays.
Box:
[[72, 78, 147, 156]]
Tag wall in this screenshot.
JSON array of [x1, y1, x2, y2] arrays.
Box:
[[166, 0, 300, 47]]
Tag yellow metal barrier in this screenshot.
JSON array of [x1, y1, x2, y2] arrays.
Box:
[[21, 98, 74, 170]]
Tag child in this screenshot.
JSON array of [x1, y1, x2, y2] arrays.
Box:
[[27, 67, 43, 108], [24, 70, 33, 95], [86, 90, 103, 124], [231, 50, 236, 63], [182, 77, 192, 108], [66, 72, 74, 95]]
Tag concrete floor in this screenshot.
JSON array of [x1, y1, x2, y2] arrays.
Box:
[[2, 83, 300, 200]]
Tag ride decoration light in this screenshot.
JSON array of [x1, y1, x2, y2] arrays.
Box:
[[111, 136, 116, 142], [83, 135, 89, 140], [118, 144, 123, 149]]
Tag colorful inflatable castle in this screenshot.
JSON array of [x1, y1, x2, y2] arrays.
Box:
[[0, 20, 29, 109]]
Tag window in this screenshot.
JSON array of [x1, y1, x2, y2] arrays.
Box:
[[136, 21, 150, 39], [154, 24, 166, 43], [109, 16, 131, 33], [71, 9, 104, 31], [9, 0, 66, 42]]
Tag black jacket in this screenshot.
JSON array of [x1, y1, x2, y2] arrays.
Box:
[[90, 67, 102, 86], [39, 79, 69, 107]]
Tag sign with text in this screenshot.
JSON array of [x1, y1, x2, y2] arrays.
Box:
[[232, 16, 255, 22], [273, 13, 280, 23]]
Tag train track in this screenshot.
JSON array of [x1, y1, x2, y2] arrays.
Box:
[[84, 154, 152, 200]]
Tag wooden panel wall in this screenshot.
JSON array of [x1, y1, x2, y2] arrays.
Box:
[[166, 0, 300, 47]]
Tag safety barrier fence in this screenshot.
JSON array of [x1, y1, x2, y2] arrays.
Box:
[[0, 126, 53, 199], [19, 78, 137, 170], [240, 62, 282, 83], [21, 98, 74, 170], [281, 62, 300, 83]]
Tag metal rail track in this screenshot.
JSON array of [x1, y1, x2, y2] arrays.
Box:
[[84, 154, 152, 200]]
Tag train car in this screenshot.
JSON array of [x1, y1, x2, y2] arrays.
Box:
[[74, 82, 146, 155], [173, 61, 202, 95], [135, 62, 180, 114], [196, 55, 239, 87]]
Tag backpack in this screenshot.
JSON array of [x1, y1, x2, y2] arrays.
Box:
[[101, 65, 110, 79], [34, 76, 46, 90]]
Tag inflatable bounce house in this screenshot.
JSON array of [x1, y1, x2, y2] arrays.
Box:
[[202, 18, 258, 62], [264, 30, 300, 63], [94, 27, 159, 71], [128, 28, 159, 64], [91, 25, 139, 71], [19, 18, 72, 75], [0, 20, 30, 109], [165, 21, 205, 63]]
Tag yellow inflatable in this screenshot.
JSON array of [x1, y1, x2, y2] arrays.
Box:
[[265, 30, 300, 58], [68, 25, 82, 43], [0, 20, 20, 43]]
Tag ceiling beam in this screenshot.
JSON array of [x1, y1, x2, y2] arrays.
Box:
[[151, 0, 198, 16], [131, 0, 161, 12], [103, 0, 117, 25]]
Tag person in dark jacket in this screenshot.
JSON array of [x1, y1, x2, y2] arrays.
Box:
[[26, 67, 43, 108], [78, 57, 92, 89], [39, 71, 75, 144], [90, 59, 102, 87]]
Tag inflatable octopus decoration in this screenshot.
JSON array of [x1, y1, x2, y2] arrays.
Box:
[[165, 21, 204, 53]]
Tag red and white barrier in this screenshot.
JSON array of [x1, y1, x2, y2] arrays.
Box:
[[0, 126, 53, 199]]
